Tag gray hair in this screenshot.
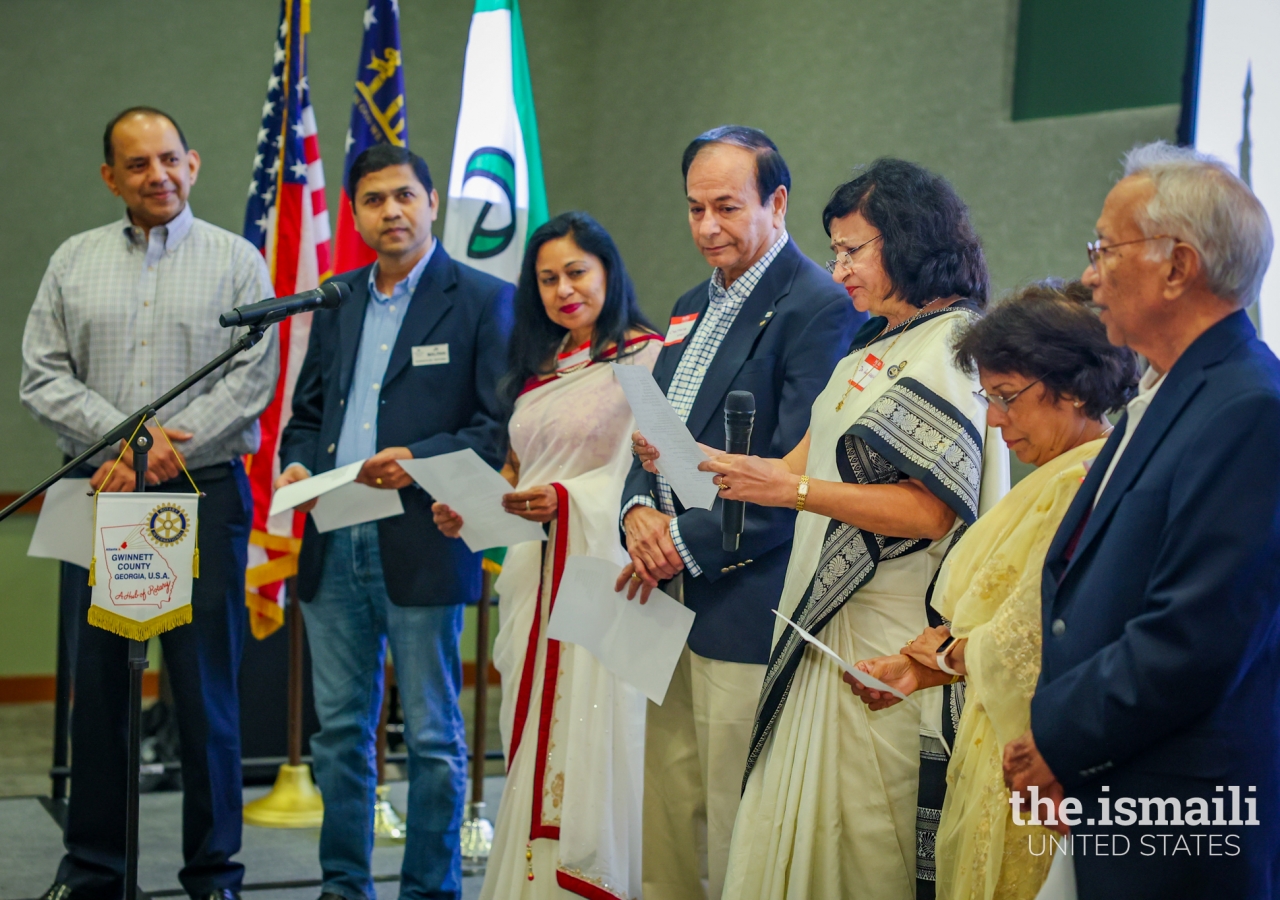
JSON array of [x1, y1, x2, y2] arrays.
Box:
[[1122, 140, 1273, 307]]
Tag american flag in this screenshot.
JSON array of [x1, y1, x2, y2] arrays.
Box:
[[241, 0, 332, 639]]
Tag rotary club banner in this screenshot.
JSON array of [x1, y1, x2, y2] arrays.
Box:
[[89, 493, 199, 640]]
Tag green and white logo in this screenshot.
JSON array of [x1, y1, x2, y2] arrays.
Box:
[[462, 147, 516, 259], [443, 0, 547, 283]]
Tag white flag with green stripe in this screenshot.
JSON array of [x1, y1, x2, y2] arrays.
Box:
[[443, 0, 548, 283]]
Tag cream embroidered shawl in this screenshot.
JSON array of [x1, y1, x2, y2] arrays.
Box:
[[932, 438, 1105, 900]]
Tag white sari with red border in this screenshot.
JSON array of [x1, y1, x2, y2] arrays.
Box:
[[481, 336, 661, 900]]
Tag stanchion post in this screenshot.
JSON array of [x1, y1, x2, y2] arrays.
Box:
[[51, 583, 72, 806]]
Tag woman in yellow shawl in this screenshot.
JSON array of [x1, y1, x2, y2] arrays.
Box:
[[848, 280, 1139, 900]]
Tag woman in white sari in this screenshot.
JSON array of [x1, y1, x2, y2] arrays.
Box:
[[676, 160, 1008, 899], [848, 281, 1138, 900], [433, 212, 660, 899]]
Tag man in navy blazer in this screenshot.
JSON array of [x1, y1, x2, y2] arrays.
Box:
[[619, 126, 862, 899], [277, 146, 512, 900], [1004, 142, 1280, 897]]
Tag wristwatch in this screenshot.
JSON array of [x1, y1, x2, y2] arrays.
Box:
[[795, 475, 810, 512], [936, 635, 961, 676]]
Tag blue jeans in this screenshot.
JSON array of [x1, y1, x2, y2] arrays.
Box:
[[302, 523, 467, 900]]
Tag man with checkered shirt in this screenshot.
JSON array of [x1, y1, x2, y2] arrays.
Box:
[[617, 126, 864, 900], [20, 107, 276, 900]]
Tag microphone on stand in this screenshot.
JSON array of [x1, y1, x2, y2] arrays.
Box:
[[219, 280, 350, 328], [721, 390, 756, 552]]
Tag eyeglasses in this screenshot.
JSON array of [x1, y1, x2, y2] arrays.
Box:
[[1086, 235, 1176, 268], [825, 234, 883, 273], [974, 376, 1042, 414]]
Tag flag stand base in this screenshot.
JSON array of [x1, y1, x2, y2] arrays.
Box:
[[373, 784, 407, 841], [243, 763, 324, 828], [460, 801, 494, 876]]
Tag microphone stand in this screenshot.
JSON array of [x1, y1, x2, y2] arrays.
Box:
[[1, 322, 270, 900], [0, 323, 269, 524]]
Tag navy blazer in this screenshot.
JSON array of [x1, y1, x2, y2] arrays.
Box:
[[1033, 311, 1280, 895], [280, 245, 514, 607], [621, 238, 863, 664]]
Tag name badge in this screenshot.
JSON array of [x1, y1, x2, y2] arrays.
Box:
[[412, 343, 450, 366], [848, 353, 883, 392], [665, 313, 699, 346]]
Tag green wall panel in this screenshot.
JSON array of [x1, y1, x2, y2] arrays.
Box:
[[1013, 0, 1194, 120], [0, 0, 1178, 677]]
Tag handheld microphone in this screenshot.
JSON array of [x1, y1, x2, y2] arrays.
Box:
[[219, 280, 350, 328], [721, 390, 755, 552]]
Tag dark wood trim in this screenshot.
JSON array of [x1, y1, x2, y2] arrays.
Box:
[[463, 661, 501, 687], [0, 672, 158, 704], [0, 492, 43, 514], [0, 664, 496, 705]]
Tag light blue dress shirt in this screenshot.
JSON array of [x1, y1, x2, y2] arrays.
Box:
[[334, 241, 435, 468]]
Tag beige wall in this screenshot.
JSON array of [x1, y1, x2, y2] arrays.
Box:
[[0, 0, 1179, 675]]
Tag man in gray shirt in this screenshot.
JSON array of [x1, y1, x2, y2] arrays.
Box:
[[21, 106, 277, 900]]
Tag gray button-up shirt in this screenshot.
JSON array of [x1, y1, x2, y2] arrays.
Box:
[[20, 204, 278, 470]]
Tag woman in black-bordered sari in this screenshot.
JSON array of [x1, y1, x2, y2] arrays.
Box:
[[703, 160, 1009, 900]]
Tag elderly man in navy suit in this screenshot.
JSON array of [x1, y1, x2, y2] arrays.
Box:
[[276, 145, 513, 900], [618, 126, 862, 900], [1004, 142, 1280, 898]]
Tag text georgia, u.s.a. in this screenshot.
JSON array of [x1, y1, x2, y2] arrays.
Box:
[[90, 492, 198, 640]]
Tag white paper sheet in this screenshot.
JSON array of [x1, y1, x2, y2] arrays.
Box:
[[547, 555, 695, 705], [772, 609, 909, 701], [1032, 846, 1077, 900], [398, 449, 545, 551], [27, 479, 94, 568], [610, 363, 719, 510], [269, 460, 404, 533]]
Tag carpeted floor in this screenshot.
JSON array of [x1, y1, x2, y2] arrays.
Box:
[[0, 777, 506, 900], [0, 690, 507, 900], [0, 704, 56, 798]]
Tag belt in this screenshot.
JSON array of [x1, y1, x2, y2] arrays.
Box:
[[63, 458, 239, 485]]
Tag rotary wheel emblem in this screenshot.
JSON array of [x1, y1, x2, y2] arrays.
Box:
[[148, 505, 189, 544]]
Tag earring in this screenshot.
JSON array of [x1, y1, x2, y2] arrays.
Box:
[[1073, 401, 1083, 408]]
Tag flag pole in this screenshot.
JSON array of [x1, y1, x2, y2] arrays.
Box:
[[373, 664, 407, 840], [461, 564, 496, 874], [242, 578, 324, 827]]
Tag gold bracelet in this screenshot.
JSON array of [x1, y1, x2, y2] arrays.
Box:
[[948, 674, 962, 684], [795, 475, 810, 512]]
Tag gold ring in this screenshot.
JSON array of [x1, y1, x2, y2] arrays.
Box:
[[718, 483, 729, 491], [376, 477, 383, 485], [526, 500, 531, 511], [631, 573, 640, 582]]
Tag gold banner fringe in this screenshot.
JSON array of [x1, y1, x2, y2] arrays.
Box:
[[246, 591, 286, 640], [87, 603, 192, 640]]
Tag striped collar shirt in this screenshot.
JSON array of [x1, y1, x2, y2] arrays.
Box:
[[20, 204, 278, 469], [627, 231, 789, 577]]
